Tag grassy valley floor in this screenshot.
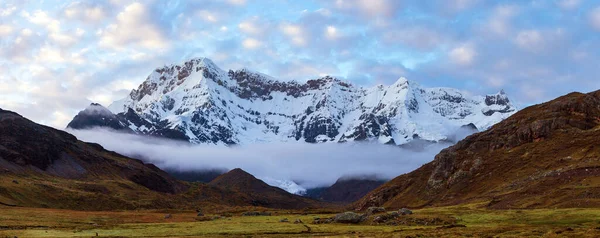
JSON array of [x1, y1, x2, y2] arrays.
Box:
[[1, 204, 600, 237]]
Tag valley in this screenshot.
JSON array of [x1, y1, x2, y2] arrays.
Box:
[[2, 1, 599, 237], [1, 204, 599, 237]]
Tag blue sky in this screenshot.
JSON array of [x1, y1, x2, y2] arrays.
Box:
[[1, 0, 599, 128]]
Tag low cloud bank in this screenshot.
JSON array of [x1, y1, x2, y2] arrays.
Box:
[[69, 128, 456, 189]]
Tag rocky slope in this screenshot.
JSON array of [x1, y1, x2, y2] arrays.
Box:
[[68, 57, 516, 145], [354, 90, 600, 210]]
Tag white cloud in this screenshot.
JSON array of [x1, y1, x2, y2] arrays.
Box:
[[64, 3, 106, 23], [85, 6, 106, 22], [242, 38, 262, 49], [70, 128, 452, 188], [196, 10, 219, 23], [227, 0, 247, 6], [515, 30, 544, 52], [21, 28, 33, 36], [238, 17, 265, 35], [35, 46, 66, 63], [520, 84, 545, 101], [49, 32, 77, 46], [0, 24, 13, 36], [99, 2, 168, 50], [486, 76, 506, 87], [281, 23, 306, 46], [485, 5, 518, 36], [64, 2, 107, 24], [22, 10, 61, 33], [557, 0, 580, 10], [447, 0, 480, 12], [382, 27, 442, 50], [75, 28, 86, 37], [589, 7, 600, 31], [325, 25, 338, 40], [21, 9, 85, 47], [0, 5, 17, 17], [449, 44, 476, 66], [335, 0, 400, 17]]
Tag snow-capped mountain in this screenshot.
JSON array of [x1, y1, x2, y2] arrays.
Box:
[[260, 177, 307, 195], [68, 57, 516, 145]]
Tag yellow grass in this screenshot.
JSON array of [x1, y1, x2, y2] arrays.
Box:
[[1, 205, 599, 237]]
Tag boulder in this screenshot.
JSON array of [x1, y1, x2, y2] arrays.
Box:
[[334, 212, 366, 224], [242, 211, 271, 216], [196, 212, 204, 217], [294, 219, 303, 224], [280, 218, 289, 222], [373, 212, 399, 224], [366, 206, 386, 215], [399, 208, 413, 215], [312, 217, 334, 224], [164, 214, 172, 219]]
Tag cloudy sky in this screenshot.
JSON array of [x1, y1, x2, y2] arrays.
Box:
[[0, 0, 599, 128]]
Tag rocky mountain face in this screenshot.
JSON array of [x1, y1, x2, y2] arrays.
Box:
[[354, 90, 600, 210], [68, 57, 516, 145]]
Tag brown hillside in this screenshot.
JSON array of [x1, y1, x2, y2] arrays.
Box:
[[209, 168, 329, 209], [355, 90, 600, 210]]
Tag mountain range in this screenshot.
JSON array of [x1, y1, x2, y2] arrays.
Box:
[[2, 83, 599, 212], [67, 57, 516, 146]]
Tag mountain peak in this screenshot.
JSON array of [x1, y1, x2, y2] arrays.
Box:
[[187, 57, 218, 68], [82, 103, 114, 116], [67, 103, 128, 131], [485, 90, 512, 107], [210, 168, 257, 186], [209, 168, 278, 194], [393, 77, 409, 86], [227, 168, 254, 177]]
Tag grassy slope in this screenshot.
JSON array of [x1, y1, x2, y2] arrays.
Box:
[[1, 205, 599, 237]]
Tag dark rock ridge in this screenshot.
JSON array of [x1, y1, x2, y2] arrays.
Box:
[[67, 104, 188, 141], [67, 57, 516, 145]]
